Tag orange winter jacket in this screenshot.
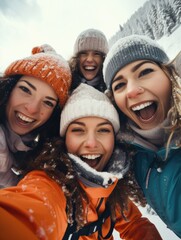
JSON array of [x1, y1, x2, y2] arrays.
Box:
[[0, 170, 162, 240]]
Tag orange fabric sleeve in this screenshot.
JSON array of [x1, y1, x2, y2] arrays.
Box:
[[115, 199, 162, 240], [0, 171, 68, 240], [0, 207, 38, 240]]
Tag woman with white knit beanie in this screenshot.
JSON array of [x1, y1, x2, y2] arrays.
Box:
[[0, 84, 162, 240]]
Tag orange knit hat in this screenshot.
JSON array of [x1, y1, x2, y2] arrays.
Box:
[[4, 44, 72, 108]]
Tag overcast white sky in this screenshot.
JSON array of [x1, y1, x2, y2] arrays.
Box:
[[0, 0, 147, 71]]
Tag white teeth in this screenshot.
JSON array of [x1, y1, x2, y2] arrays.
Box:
[[82, 154, 101, 160], [17, 113, 34, 123], [84, 66, 95, 70], [132, 101, 153, 111]]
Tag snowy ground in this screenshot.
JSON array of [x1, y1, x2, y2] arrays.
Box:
[[158, 24, 181, 60], [113, 206, 180, 239], [113, 25, 181, 240]]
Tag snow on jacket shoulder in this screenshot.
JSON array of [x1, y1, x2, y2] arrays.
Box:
[[0, 170, 162, 240]]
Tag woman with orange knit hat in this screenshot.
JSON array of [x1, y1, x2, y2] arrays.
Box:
[[0, 44, 72, 188]]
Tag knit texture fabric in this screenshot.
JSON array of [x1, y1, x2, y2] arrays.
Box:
[[103, 35, 170, 89], [73, 28, 109, 55], [4, 44, 72, 107], [60, 83, 120, 136]]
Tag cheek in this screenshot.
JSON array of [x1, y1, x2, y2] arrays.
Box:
[[6, 95, 16, 118], [114, 94, 126, 113], [96, 58, 103, 68], [79, 58, 84, 67], [154, 76, 171, 106], [65, 136, 79, 153], [104, 137, 114, 155], [40, 108, 54, 120]]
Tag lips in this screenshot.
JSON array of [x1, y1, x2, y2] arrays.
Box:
[[83, 66, 96, 71], [15, 111, 35, 125], [80, 154, 102, 168], [132, 101, 157, 122]]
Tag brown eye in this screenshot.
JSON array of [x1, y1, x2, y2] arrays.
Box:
[[44, 100, 55, 108], [113, 82, 125, 91], [139, 68, 153, 77], [71, 128, 84, 132], [98, 128, 111, 133], [19, 86, 31, 94]]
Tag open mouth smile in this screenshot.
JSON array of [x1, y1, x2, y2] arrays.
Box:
[[131, 101, 158, 122], [83, 66, 96, 71], [16, 112, 36, 125], [80, 154, 102, 168]]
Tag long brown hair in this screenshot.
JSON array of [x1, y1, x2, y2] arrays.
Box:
[[27, 137, 142, 229]]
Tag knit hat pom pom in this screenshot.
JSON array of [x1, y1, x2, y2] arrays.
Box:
[[32, 44, 56, 55]]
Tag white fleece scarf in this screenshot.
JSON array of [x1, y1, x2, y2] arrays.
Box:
[[68, 147, 129, 188], [2, 122, 34, 153], [128, 118, 170, 151], [80, 76, 101, 87]]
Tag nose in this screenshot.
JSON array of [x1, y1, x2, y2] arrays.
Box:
[[86, 53, 94, 62], [25, 100, 40, 114], [84, 133, 98, 148], [127, 85, 144, 99]]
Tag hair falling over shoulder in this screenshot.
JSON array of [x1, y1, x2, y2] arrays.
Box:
[[161, 62, 181, 150], [28, 137, 135, 229], [0, 76, 20, 121], [28, 137, 87, 229]]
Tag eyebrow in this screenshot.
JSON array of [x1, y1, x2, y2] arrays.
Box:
[[19, 80, 58, 102], [112, 60, 154, 83], [69, 120, 112, 127], [19, 80, 36, 90]]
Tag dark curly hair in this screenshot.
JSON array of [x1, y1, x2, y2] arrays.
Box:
[[27, 137, 146, 230], [0, 75, 61, 169]]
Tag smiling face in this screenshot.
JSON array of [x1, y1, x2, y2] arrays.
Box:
[[112, 60, 172, 130], [78, 50, 103, 80], [6, 75, 58, 135], [65, 117, 114, 171]]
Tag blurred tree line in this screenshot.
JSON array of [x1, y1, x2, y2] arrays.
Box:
[[109, 0, 181, 46]]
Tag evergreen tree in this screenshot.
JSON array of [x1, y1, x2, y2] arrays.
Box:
[[148, 3, 160, 39], [172, 0, 181, 24]]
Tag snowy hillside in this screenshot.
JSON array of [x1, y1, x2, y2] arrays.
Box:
[[158, 24, 181, 59], [113, 25, 181, 240]]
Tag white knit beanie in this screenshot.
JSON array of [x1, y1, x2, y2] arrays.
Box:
[[73, 28, 109, 55], [103, 34, 169, 89], [60, 83, 120, 136]]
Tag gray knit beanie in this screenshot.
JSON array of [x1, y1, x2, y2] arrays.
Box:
[[103, 34, 170, 89], [73, 28, 109, 55], [60, 83, 120, 136]]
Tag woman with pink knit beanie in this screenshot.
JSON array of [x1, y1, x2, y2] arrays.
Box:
[[69, 28, 109, 92]]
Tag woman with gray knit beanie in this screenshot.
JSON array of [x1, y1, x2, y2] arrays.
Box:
[[103, 34, 181, 238], [68, 28, 108, 92]]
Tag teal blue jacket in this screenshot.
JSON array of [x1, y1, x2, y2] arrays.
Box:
[[131, 142, 181, 238]]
